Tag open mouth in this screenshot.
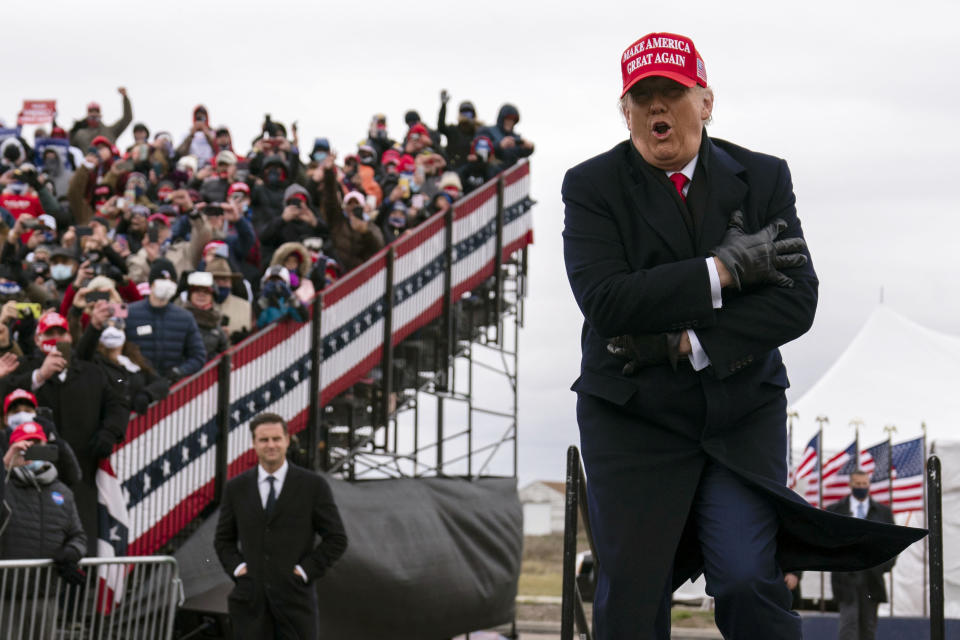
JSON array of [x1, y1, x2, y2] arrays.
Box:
[[652, 121, 671, 138]]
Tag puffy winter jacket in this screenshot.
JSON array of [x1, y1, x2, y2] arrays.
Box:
[[124, 299, 207, 379], [1, 464, 86, 560]]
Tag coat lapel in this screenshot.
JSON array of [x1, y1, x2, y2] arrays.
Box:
[[247, 470, 266, 518], [695, 138, 749, 254], [624, 144, 695, 260], [267, 465, 298, 523]]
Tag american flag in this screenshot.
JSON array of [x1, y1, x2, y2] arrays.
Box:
[[820, 440, 858, 507], [96, 459, 130, 615], [789, 433, 821, 507], [859, 440, 893, 504], [890, 437, 925, 514]]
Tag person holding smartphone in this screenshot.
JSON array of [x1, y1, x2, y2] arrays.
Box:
[[1, 420, 87, 623], [0, 311, 128, 555]]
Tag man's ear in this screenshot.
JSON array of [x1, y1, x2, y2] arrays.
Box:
[[701, 88, 715, 122]]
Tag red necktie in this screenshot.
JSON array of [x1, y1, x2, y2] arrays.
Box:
[[669, 173, 689, 202]]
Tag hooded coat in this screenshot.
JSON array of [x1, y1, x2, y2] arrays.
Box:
[[478, 104, 533, 168], [0, 462, 86, 560]]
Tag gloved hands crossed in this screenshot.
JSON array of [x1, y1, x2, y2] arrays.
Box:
[[710, 210, 808, 290], [607, 332, 683, 376]]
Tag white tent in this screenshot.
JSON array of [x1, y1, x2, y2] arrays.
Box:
[[789, 305, 960, 450], [789, 305, 960, 617]]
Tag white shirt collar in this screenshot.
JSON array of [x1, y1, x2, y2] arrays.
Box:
[[666, 154, 698, 183], [258, 459, 288, 484], [850, 494, 869, 511]]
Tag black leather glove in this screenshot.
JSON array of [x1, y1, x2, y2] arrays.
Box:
[[167, 366, 184, 385], [607, 333, 682, 375], [710, 210, 808, 290], [53, 546, 85, 586], [88, 430, 116, 459], [132, 391, 152, 415]]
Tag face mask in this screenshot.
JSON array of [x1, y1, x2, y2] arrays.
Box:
[[312, 151, 328, 163], [50, 264, 74, 282], [151, 278, 178, 302], [388, 213, 407, 229], [288, 272, 300, 289], [214, 286, 230, 303], [100, 326, 126, 349], [8, 182, 27, 195], [26, 460, 46, 472], [40, 338, 59, 354], [266, 169, 282, 186], [44, 157, 59, 173], [852, 487, 870, 501], [7, 411, 36, 428]]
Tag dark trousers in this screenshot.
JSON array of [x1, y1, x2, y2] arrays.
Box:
[[837, 593, 878, 640], [228, 578, 319, 640], [579, 393, 801, 640]]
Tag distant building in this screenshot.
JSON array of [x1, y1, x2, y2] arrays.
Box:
[[519, 481, 566, 535]]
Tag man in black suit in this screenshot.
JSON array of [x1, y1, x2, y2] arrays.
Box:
[[562, 31, 923, 640], [215, 412, 347, 640], [827, 470, 896, 640]]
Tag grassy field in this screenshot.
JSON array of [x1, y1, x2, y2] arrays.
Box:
[[518, 533, 717, 629]]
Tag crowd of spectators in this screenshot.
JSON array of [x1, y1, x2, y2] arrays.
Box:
[[0, 87, 533, 561]]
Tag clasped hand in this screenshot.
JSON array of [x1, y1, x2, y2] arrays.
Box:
[[710, 210, 807, 290]]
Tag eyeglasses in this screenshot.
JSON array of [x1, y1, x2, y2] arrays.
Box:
[[229, 193, 246, 201]]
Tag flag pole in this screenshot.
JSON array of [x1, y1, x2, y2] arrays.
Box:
[[922, 421, 929, 618], [850, 418, 863, 469], [884, 424, 898, 617], [816, 414, 829, 612], [787, 410, 798, 472]]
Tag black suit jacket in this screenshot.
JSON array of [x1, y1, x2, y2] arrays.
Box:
[[562, 136, 923, 593], [827, 498, 896, 603], [214, 462, 347, 635]]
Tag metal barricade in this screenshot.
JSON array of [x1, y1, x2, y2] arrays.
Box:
[[561, 445, 596, 640], [0, 555, 182, 640]]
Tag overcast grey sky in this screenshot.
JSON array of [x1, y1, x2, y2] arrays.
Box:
[[7, 0, 960, 484]]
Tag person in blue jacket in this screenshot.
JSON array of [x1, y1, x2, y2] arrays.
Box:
[[124, 258, 206, 383]]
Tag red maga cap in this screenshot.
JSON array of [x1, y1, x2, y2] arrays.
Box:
[[10, 421, 47, 445], [36, 312, 68, 336], [621, 32, 707, 97], [4, 388, 37, 414]]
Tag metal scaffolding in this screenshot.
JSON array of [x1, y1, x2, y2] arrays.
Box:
[[321, 248, 527, 481]]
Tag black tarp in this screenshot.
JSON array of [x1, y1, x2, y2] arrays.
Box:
[[175, 476, 523, 639]]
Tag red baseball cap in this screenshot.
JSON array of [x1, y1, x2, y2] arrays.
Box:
[[9, 421, 47, 445], [36, 312, 68, 336], [227, 182, 250, 197], [147, 212, 171, 227], [620, 32, 707, 98], [4, 389, 37, 414], [91, 135, 112, 148]]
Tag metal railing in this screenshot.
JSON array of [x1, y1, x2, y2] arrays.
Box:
[[0, 555, 182, 640], [561, 445, 596, 640], [927, 454, 944, 640]]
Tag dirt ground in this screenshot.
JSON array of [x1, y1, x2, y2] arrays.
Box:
[[518, 534, 717, 629]]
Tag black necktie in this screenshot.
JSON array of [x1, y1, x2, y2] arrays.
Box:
[[265, 476, 277, 514]]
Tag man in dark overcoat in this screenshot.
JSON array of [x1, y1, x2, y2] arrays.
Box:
[[561, 31, 924, 640], [214, 412, 348, 640], [827, 470, 896, 640]]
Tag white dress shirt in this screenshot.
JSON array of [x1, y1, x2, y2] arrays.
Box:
[[665, 154, 723, 371], [850, 495, 870, 518]]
